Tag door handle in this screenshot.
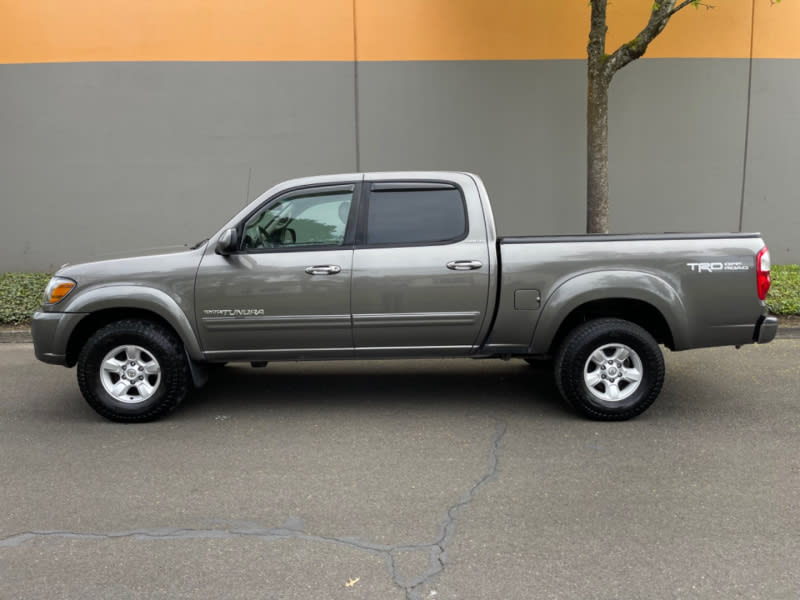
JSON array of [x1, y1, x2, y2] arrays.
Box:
[[446, 260, 483, 271], [305, 265, 342, 275]]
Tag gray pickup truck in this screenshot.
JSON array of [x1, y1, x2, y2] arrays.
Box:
[[32, 172, 777, 422]]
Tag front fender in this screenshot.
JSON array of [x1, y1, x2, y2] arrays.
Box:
[[63, 285, 204, 360], [529, 270, 689, 354]]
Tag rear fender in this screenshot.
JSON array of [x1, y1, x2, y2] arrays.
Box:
[[529, 270, 689, 354]]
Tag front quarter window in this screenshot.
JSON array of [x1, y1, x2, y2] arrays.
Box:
[[242, 189, 354, 251]]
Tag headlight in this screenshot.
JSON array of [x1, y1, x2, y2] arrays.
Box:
[[43, 277, 77, 305]]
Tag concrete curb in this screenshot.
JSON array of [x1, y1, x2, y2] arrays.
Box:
[[3, 322, 800, 344], [776, 326, 800, 340], [0, 329, 34, 344]]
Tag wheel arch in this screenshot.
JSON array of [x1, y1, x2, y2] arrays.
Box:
[[63, 286, 203, 366], [529, 270, 688, 356]]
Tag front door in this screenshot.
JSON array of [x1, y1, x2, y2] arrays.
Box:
[[195, 184, 358, 360]]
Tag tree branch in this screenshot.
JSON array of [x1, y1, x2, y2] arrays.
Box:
[[603, 0, 699, 77], [669, 0, 701, 16]]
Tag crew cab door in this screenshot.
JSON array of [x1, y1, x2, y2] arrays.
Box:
[[351, 180, 491, 355], [195, 183, 359, 360]]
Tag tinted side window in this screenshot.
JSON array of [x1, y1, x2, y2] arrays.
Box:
[[366, 187, 467, 246], [243, 191, 352, 250]]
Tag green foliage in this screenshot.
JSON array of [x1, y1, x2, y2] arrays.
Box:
[[0, 273, 52, 325], [766, 265, 800, 316]]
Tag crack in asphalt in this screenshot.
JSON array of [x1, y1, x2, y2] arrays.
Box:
[[0, 421, 506, 600]]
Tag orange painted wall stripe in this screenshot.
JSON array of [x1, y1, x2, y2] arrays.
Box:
[[1, 0, 799, 64], [0, 0, 356, 63], [753, 0, 800, 58], [356, 0, 754, 60]]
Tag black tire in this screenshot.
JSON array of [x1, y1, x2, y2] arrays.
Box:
[[77, 320, 190, 422], [554, 318, 664, 421]]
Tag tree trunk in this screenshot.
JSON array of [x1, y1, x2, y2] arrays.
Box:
[[586, 0, 610, 234], [587, 73, 610, 234], [584, 0, 687, 234]]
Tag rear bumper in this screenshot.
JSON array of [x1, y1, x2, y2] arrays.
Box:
[[31, 311, 87, 366], [755, 315, 779, 344]]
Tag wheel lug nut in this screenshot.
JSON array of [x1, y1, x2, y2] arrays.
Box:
[[138, 376, 143, 380]]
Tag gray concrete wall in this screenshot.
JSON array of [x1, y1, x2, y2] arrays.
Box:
[[356, 61, 587, 236], [1, 59, 798, 271], [608, 59, 750, 235], [742, 59, 800, 265], [0, 63, 358, 272]]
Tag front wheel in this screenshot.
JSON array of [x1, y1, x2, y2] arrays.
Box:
[[77, 320, 190, 422], [554, 318, 664, 421]]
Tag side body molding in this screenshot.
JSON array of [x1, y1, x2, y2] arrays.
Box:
[[65, 285, 205, 360], [529, 270, 690, 354]]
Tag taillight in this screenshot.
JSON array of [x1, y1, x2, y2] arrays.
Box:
[[756, 246, 771, 301]]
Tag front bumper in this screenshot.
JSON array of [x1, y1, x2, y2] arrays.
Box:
[[755, 315, 779, 344], [31, 311, 88, 365]]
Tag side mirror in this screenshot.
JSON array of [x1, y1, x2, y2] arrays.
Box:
[[215, 228, 238, 256]]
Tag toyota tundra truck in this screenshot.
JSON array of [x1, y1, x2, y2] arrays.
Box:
[[31, 172, 778, 422]]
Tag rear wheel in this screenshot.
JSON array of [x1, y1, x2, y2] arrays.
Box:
[[77, 320, 190, 422], [554, 318, 664, 421]]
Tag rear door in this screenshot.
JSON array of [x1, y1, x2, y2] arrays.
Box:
[[350, 180, 491, 355]]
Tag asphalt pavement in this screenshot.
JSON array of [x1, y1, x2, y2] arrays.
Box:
[[1, 340, 798, 600]]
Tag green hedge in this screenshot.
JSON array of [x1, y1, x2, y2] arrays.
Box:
[[766, 264, 800, 316], [0, 273, 52, 325], [1, 266, 800, 326]]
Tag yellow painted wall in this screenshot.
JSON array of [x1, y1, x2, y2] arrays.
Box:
[[355, 0, 756, 60], [1, 0, 798, 63], [752, 0, 800, 57], [0, 0, 355, 63]]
